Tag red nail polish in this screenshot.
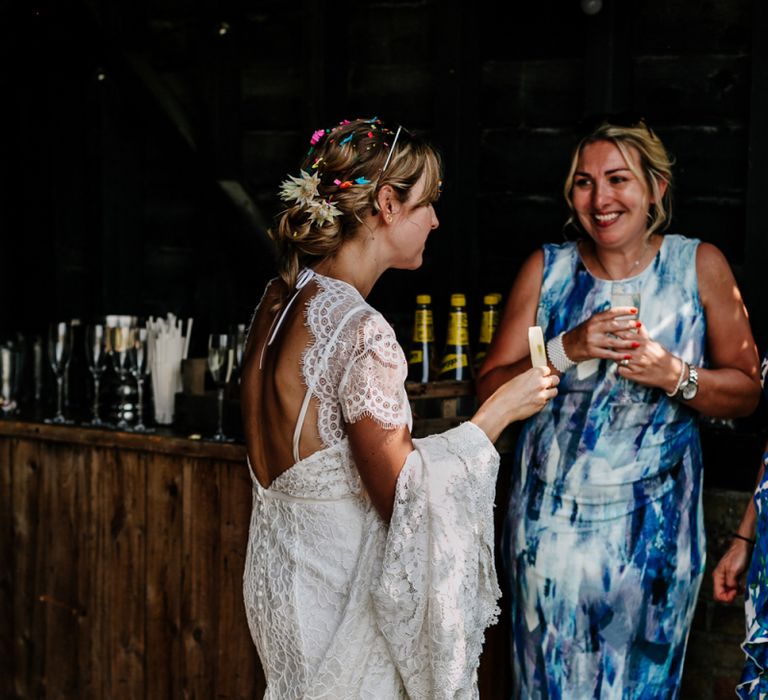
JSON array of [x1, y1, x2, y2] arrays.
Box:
[[631, 341, 640, 348], [636, 321, 642, 328], [623, 355, 632, 360], [630, 307, 638, 314]]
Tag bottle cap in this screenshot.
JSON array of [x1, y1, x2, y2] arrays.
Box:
[[483, 294, 502, 305], [450, 293, 466, 307], [416, 294, 432, 304]]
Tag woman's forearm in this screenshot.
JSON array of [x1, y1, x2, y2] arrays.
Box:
[[476, 356, 532, 405], [682, 367, 761, 418]]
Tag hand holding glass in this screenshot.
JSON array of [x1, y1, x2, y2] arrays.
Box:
[[610, 283, 641, 404]]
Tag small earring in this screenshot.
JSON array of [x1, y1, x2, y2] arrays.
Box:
[[387, 214, 393, 223]]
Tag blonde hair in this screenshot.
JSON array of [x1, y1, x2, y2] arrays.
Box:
[[563, 120, 674, 237], [270, 118, 442, 289]]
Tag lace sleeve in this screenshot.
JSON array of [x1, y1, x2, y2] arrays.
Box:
[[338, 312, 410, 430], [372, 421, 501, 698]]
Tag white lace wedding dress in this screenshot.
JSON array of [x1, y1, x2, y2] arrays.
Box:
[[242, 271, 501, 699]]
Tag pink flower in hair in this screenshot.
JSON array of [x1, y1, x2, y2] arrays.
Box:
[[310, 129, 326, 145]]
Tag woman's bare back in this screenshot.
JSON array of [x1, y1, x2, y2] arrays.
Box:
[[240, 279, 325, 488]]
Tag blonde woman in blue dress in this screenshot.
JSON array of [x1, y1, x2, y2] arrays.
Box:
[[478, 118, 761, 698], [240, 118, 558, 699]]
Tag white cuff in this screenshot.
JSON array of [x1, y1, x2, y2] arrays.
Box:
[[546, 333, 576, 373]]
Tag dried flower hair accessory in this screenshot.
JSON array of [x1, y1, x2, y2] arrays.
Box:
[[279, 170, 321, 206], [307, 199, 341, 226]]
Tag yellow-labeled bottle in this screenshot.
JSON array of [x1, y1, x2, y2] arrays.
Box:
[[474, 293, 502, 372], [439, 293, 472, 380], [408, 294, 435, 383]]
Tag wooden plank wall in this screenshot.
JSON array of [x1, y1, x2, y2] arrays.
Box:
[[1, 436, 263, 699], [0, 0, 763, 354]]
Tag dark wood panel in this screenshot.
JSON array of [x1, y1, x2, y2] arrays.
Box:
[[634, 55, 750, 121], [41, 445, 80, 697], [182, 458, 221, 697], [146, 454, 183, 699], [3, 430, 265, 698], [0, 438, 13, 698], [480, 60, 585, 128]]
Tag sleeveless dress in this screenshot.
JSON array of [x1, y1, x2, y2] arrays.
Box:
[[736, 354, 768, 699], [242, 270, 502, 699], [739, 451, 768, 699], [505, 234, 707, 699]]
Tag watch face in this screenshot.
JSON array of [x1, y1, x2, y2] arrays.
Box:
[[681, 368, 698, 400], [681, 381, 697, 400]]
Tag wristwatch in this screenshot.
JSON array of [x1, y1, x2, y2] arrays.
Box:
[[678, 365, 699, 401]]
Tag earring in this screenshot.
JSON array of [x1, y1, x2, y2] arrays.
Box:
[[387, 214, 393, 223]]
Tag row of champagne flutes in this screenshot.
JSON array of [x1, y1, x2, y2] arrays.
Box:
[[47, 320, 245, 441], [47, 320, 152, 430]]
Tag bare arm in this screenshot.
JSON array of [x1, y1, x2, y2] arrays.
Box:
[[476, 250, 544, 403], [347, 419, 414, 523], [712, 454, 764, 603], [613, 243, 760, 417]]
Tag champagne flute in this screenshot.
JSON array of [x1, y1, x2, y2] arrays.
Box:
[[127, 327, 152, 432], [46, 321, 73, 424], [107, 322, 133, 429], [234, 323, 247, 382], [610, 282, 641, 404], [208, 333, 235, 442], [84, 323, 109, 426]]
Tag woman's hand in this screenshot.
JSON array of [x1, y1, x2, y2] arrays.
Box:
[[562, 307, 642, 363], [472, 366, 558, 443], [613, 323, 682, 392], [712, 538, 752, 603]]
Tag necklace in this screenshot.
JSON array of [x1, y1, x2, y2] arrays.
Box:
[[590, 236, 655, 280]]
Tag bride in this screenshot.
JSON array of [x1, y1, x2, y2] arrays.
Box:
[[240, 117, 558, 698]]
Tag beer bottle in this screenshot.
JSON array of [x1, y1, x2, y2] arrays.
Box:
[[408, 294, 435, 383], [474, 293, 502, 372], [439, 293, 472, 380]]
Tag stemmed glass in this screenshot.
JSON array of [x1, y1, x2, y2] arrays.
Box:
[[127, 327, 152, 432], [234, 323, 247, 381], [107, 322, 133, 430], [611, 282, 641, 405], [46, 321, 73, 424], [84, 323, 109, 426], [208, 333, 235, 442]]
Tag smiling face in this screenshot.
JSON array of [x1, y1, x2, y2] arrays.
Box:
[[571, 140, 653, 251]]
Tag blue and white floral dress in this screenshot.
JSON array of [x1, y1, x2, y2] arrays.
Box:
[[739, 453, 768, 700], [736, 353, 768, 700], [505, 234, 707, 699]]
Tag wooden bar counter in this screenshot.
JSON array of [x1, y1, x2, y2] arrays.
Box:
[[0, 418, 261, 699], [0, 411, 760, 699]]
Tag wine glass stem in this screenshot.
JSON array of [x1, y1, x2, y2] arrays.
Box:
[[217, 387, 225, 436], [93, 376, 101, 421], [56, 375, 64, 420], [136, 377, 144, 425]]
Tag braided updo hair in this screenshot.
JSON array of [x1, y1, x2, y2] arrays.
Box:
[[269, 118, 442, 289]]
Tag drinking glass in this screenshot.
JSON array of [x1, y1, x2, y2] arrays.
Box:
[[84, 323, 109, 426], [234, 323, 247, 381], [127, 327, 152, 432], [46, 321, 73, 424], [107, 322, 133, 429], [208, 333, 235, 442], [610, 282, 641, 404]]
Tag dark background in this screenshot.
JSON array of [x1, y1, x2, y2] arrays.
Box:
[[0, 0, 766, 479]]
